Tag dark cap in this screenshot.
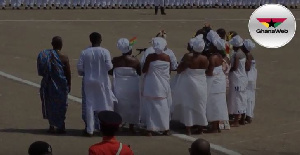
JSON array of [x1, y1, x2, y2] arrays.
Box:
[[98, 111, 122, 127], [28, 141, 52, 155]]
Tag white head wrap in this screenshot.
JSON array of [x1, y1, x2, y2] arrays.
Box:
[[207, 30, 219, 43], [152, 37, 167, 54], [189, 34, 203, 48], [213, 38, 226, 51], [117, 38, 132, 54], [229, 35, 244, 47], [243, 39, 256, 52], [192, 36, 205, 53]]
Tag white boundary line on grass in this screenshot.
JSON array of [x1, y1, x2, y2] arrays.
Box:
[[0, 70, 241, 155]]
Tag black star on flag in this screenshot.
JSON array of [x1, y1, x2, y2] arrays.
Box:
[[267, 19, 276, 28]]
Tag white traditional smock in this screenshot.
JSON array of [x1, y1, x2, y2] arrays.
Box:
[[172, 68, 208, 126], [142, 60, 171, 131], [77, 47, 117, 134], [246, 60, 257, 118], [206, 66, 229, 122], [113, 67, 140, 124]]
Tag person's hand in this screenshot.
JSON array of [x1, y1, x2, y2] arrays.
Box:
[[204, 23, 211, 28]]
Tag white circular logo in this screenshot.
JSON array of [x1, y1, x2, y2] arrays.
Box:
[[248, 4, 296, 48]]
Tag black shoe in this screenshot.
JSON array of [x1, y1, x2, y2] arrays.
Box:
[[52, 4, 54, 7], [295, 6, 297, 9], [82, 130, 93, 137], [12, 7, 15, 9], [56, 7, 59, 9], [49, 6, 52, 9], [47, 126, 55, 134], [64, 4, 67, 7], [25, 7, 28, 9], [160, 6, 166, 15], [68, 7, 71, 9], [30, 7, 33, 9], [37, 7, 40, 9], [81, 7, 84, 9], [56, 129, 66, 134], [43, 7, 47, 9], [61, 7, 63, 9], [73, 6, 76, 9], [290, 6, 294, 9], [112, 6, 115, 9], [155, 6, 158, 15], [17, 7, 20, 9]]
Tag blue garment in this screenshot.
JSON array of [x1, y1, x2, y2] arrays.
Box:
[[37, 49, 68, 129]]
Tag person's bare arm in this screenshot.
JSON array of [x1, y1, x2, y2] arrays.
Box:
[[206, 56, 215, 76], [231, 55, 239, 71], [142, 55, 152, 73], [108, 57, 116, 76], [177, 54, 188, 74], [245, 53, 252, 72], [135, 61, 142, 76]]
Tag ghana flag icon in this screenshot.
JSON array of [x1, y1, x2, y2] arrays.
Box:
[[256, 18, 287, 28]]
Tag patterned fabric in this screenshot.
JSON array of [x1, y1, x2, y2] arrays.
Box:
[[37, 49, 68, 129]]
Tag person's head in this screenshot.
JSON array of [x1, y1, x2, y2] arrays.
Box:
[[152, 37, 167, 54], [51, 36, 62, 51], [206, 30, 226, 53], [229, 35, 243, 51], [98, 111, 122, 137], [187, 37, 196, 52], [89, 32, 102, 46], [117, 38, 133, 55], [192, 35, 205, 54], [242, 39, 256, 54], [28, 141, 52, 155], [189, 138, 211, 155], [216, 28, 226, 40]]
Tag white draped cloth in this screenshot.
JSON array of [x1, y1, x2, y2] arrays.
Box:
[[140, 47, 178, 71], [77, 47, 117, 134], [142, 60, 171, 131], [172, 68, 208, 127], [206, 66, 229, 122], [228, 54, 248, 115], [113, 67, 140, 124], [246, 60, 257, 118]]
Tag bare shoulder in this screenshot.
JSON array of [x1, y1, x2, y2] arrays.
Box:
[[58, 52, 69, 62]]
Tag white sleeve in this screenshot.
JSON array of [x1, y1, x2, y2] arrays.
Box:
[[168, 50, 178, 70], [104, 50, 113, 71], [77, 51, 84, 76]]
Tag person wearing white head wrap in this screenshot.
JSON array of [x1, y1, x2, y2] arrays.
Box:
[[192, 36, 206, 53], [142, 40, 171, 136], [117, 38, 132, 54], [141, 36, 178, 71], [172, 36, 209, 135], [205, 33, 229, 133], [108, 38, 141, 133], [241, 39, 257, 124], [228, 35, 248, 127], [152, 37, 167, 54], [229, 35, 243, 48]]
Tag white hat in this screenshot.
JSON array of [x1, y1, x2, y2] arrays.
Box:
[[152, 37, 167, 54], [213, 38, 226, 51], [117, 38, 132, 54], [207, 30, 219, 43], [189, 34, 203, 48], [243, 39, 256, 52], [229, 35, 243, 47], [192, 37, 205, 53]]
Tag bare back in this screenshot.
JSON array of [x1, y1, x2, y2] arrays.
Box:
[[177, 52, 209, 74], [142, 53, 171, 73], [110, 55, 141, 75], [206, 53, 223, 76]]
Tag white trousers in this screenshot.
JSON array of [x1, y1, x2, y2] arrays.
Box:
[[86, 107, 100, 134], [12, 0, 21, 6]]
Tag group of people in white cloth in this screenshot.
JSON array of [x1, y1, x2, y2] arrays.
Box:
[[1, 0, 298, 10], [37, 25, 257, 137]]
